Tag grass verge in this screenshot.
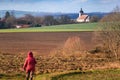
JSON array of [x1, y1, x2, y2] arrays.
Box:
[[50, 69, 120, 80], [35, 69, 120, 80], [1, 69, 120, 80]]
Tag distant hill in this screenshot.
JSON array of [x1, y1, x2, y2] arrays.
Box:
[[0, 10, 63, 18], [0, 10, 109, 19], [63, 12, 108, 19]]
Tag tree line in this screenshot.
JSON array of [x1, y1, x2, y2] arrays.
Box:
[[0, 11, 76, 29], [0, 11, 101, 29]]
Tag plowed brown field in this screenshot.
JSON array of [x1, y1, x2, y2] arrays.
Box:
[[0, 32, 94, 55]]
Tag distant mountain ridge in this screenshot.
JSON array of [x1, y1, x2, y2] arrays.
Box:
[[0, 10, 109, 19]]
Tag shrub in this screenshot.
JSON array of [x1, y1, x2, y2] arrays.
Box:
[[63, 36, 85, 54]]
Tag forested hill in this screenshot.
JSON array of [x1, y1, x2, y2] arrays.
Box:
[[0, 10, 108, 19]]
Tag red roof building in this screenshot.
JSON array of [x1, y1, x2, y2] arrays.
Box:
[[76, 8, 90, 22]]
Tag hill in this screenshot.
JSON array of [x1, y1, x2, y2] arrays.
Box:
[[63, 12, 108, 19], [0, 10, 63, 18]]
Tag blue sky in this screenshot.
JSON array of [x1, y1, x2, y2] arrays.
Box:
[[0, 0, 119, 13]]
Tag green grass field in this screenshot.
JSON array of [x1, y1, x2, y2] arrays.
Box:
[[0, 23, 97, 32]]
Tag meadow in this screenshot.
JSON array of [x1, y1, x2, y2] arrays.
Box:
[[0, 23, 97, 32]]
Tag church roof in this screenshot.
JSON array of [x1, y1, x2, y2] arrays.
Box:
[[77, 15, 88, 20]]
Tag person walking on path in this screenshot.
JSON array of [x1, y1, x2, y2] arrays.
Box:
[[23, 51, 37, 80]]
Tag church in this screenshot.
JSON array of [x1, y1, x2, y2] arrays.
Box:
[[76, 8, 90, 23]]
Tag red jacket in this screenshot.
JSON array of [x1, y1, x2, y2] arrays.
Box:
[[23, 52, 36, 73]]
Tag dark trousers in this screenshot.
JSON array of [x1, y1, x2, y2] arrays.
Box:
[[26, 71, 34, 80]]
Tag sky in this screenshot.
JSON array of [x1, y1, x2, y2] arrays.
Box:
[[0, 0, 120, 13]]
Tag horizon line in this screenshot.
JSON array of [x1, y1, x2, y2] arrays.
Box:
[[0, 9, 111, 13]]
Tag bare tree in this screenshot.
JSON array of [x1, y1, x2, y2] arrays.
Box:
[[95, 6, 120, 59], [43, 15, 56, 26], [24, 14, 35, 25], [58, 15, 71, 24], [5, 15, 16, 28], [4, 11, 11, 19], [34, 16, 43, 26], [90, 15, 100, 22]]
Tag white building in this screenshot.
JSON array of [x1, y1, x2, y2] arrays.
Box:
[[76, 8, 90, 22]]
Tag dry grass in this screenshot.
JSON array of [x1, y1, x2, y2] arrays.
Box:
[[64, 36, 85, 51]]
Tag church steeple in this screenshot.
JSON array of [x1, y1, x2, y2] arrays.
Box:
[[79, 8, 84, 17]]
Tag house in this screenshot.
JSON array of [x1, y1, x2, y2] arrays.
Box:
[[76, 8, 90, 22], [15, 24, 31, 28]]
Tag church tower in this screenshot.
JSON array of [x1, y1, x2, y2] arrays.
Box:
[[79, 8, 84, 17]]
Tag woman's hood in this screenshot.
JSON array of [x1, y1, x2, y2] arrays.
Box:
[[28, 51, 33, 57]]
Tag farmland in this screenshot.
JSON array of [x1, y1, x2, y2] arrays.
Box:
[[0, 32, 94, 55], [0, 23, 97, 54], [0, 23, 120, 80]]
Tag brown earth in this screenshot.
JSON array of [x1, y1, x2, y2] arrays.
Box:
[[0, 32, 94, 55]]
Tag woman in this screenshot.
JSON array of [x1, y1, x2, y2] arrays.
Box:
[[23, 51, 36, 80]]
